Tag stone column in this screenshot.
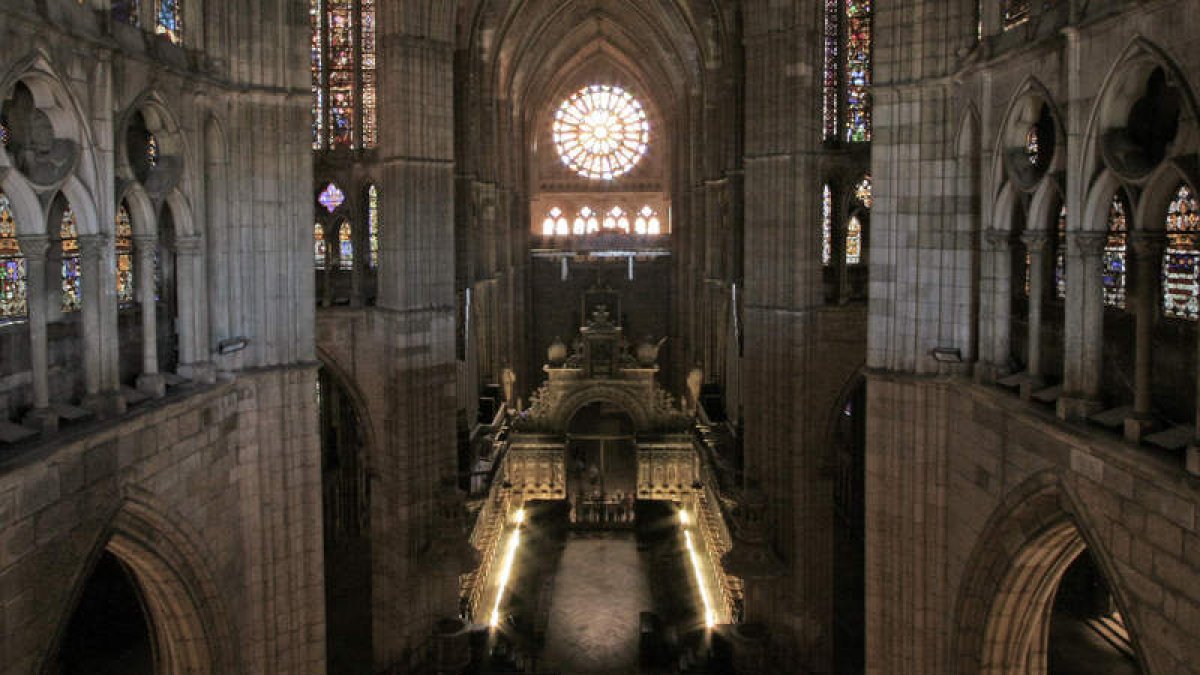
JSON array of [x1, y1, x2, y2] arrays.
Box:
[[978, 228, 1012, 382], [19, 235, 57, 432], [77, 234, 114, 414], [1058, 232, 1107, 419], [1125, 231, 1164, 442], [134, 234, 165, 397], [174, 234, 213, 382], [1019, 231, 1049, 398]]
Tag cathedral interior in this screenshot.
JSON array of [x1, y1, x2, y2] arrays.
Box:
[[0, 1, 1198, 674]]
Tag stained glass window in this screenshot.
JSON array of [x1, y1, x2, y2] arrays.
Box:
[[0, 120, 9, 147], [116, 203, 135, 306], [60, 205, 81, 313], [314, 223, 327, 270], [854, 175, 873, 209], [361, 0, 377, 148], [311, 0, 324, 149], [636, 206, 662, 235], [155, 0, 182, 44], [0, 192, 26, 321], [823, 0, 840, 141], [1162, 183, 1200, 320], [146, 133, 159, 167], [319, 182, 345, 213], [338, 221, 353, 271], [367, 184, 379, 269], [1003, 0, 1030, 29], [327, 0, 355, 148], [553, 85, 650, 181], [846, 215, 864, 265], [112, 0, 138, 25], [822, 184, 833, 266], [1054, 205, 1067, 299], [844, 0, 872, 143], [1026, 126, 1040, 165], [1103, 194, 1128, 309]]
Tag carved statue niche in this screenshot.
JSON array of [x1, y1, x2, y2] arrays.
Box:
[[1102, 67, 1182, 181], [1, 83, 79, 187]]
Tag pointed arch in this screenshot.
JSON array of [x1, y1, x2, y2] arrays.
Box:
[[41, 491, 237, 674], [118, 182, 159, 238], [951, 472, 1151, 675], [0, 169, 43, 236]]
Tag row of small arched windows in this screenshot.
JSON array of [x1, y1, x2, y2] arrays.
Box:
[[822, 174, 872, 268]]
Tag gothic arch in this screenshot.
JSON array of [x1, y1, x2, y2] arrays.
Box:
[[0, 50, 92, 182], [1082, 36, 1200, 185], [994, 77, 1066, 191], [57, 173, 99, 236], [1082, 168, 1128, 235], [316, 346, 378, 462], [118, 182, 159, 237], [0, 168, 43, 236], [41, 492, 237, 674], [950, 472, 1150, 675], [553, 385, 652, 432], [1027, 172, 1065, 234], [1133, 157, 1200, 234]]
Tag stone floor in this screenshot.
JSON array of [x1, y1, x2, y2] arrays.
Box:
[[540, 532, 652, 675]]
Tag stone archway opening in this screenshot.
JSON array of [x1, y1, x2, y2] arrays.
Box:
[[566, 400, 637, 506], [54, 550, 155, 675], [979, 518, 1145, 675]]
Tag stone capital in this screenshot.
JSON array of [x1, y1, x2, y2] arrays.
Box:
[[1020, 230, 1051, 252], [133, 233, 159, 250], [983, 228, 1010, 251], [17, 235, 50, 260], [174, 234, 203, 255], [1130, 231, 1166, 258], [1070, 232, 1107, 257], [77, 233, 109, 257]]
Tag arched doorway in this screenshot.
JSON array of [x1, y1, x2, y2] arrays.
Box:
[[832, 377, 866, 675], [54, 551, 154, 674], [566, 401, 636, 502]]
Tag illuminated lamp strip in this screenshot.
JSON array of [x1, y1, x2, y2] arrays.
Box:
[[490, 508, 525, 628], [680, 510, 717, 628]]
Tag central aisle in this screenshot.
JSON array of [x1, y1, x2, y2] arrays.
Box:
[[540, 532, 651, 674]]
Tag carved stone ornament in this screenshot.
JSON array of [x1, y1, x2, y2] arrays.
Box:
[[2, 87, 79, 188]]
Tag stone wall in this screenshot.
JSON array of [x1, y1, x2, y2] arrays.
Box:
[[867, 374, 1200, 675], [0, 366, 324, 674]]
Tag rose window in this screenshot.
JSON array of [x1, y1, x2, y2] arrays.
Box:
[[553, 85, 649, 180]]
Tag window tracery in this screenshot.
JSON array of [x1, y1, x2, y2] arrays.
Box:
[[0, 192, 26, 321], [854, 174, 873, 209], [319, 182, 345, 213], [553, 85, 649, 181], [60, 205, 81, 313], [846, 215, 863, 265], [539, 204, 663, 237], [1103, 194, 1128, 309], [1163, 183, 1200, 320]]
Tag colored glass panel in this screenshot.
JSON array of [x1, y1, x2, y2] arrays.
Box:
[[553, 85, 650, 181], [823, 0, 840, 141], [155, 0, 182, 44], [1026, 126, 1040, 165], [338, 221, 353, 271], [846, 215, 863, 265], [327, 0, 355, 148], [0, 192, 26, 320], [0, 119, 9, 147], [854, 174, 872, 209], [314, 223, 327, 270], [146, 133, 159, 167], [1054, 205, 1067, 299], [367, 184, 379, 269], [1163, 184, 1200, 320], [60, 205, 81, 313], [361, 0, 376, 148], [822, 184, 833, 266], [1003, 0, 1030, 29], [319, 183, 345, 213], [116, 204, 135, 306], [311, 0, 325, 150], [844, 0, 872, 143], [1103, 195, 1128, 309]]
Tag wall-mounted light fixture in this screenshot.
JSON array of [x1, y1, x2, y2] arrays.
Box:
[[929, 346, 963, 363], [218, 337, 250, 355]]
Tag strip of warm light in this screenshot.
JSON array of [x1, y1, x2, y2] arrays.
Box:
[[681, 513, 717, 628], [490, 509, 524, 628]]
